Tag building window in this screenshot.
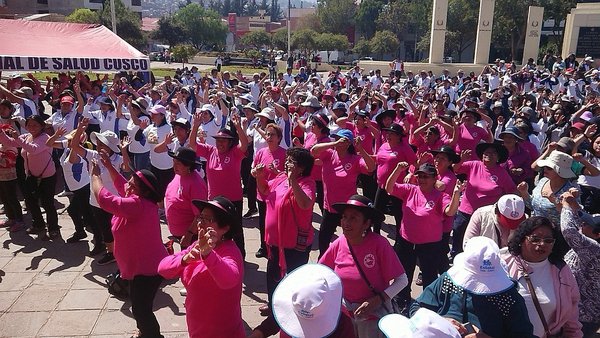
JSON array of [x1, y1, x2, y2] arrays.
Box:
[[131, 0, 141, 6], [37, 0, 48, 4]]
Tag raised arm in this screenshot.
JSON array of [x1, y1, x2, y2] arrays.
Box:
[[385, 162, 409, 194]]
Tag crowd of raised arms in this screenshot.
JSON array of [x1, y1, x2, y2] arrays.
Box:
[[1, 53, 600, 338]]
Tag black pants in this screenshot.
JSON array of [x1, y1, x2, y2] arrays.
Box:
[[373, 187, 402, 234], [0, 179, 23, 221], [150, 166, 174, 196], [358, 172, 377, 202], [437, 232, 451, 274], [318, 209, 342, 258], [67, 184, 96, 234], [266, 246, 310, 306], [130, 274, 164, 338], [450, 211, 472, 259], [315, 180, 324, 212], [257, 200, 267, 251], [582, 321, 600, 338], [232, 200, 245, 258], [394, 236, 441, 305], [24, 174, 59, 232], [246, 175, 258, 212], [92, 206, 113, 244], [580, 185, 600, 214]]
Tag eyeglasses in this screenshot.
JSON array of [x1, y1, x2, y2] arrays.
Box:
[[197, 215, 216, 224], [526, 235, 556, 245], [424, 131, 437, 136]]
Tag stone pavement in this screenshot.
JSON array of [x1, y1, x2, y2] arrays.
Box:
[[0, 193, 409, 337]]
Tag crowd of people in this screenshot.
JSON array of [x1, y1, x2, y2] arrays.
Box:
[[1, 53, 600, 338]]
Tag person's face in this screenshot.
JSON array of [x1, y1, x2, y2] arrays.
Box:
[[481, 147, 499, 164], [386, 131, 401, 144], [168, 103, 179, 114], [173, 125, 188, 141], [0, 105, 10, 118], [215, 138, 231, 153], [543, 166, 560, 180], [434, 153, 450, 170], [91, 86, 101, 97], [196, 207, 229, 239], [173, 158, 191, 176], [340, 207, 370, 241], [25, 120, 44, 136], [265, 126, 282, 146], [125, 175, 142, 196], [100, 103, 112, 113], [521, 225, 555, 262], [416, 172, 436, 189], [424, 129, 439, 144], [461, 112, 476, 125], [200, 110, 212, 123], [501, 134, 518, 148], [592, 137, 600, 154], [151, 113, 164, 125], [60, 101, 73, 112]]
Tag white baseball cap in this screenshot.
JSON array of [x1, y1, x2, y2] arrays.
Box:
[[379, 308, 461, 338], [496, 194, 526, 229]]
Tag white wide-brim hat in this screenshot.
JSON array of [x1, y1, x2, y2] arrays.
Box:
[[90, 130, 120, 153], [272, 264, 342, 338], [447, 236, 513, 295], [379, 308, 462, 338], [537, 150, 576, 179]]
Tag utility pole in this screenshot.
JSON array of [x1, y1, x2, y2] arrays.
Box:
[[110, 0, 117, 34], [287, 0, 291, 57]]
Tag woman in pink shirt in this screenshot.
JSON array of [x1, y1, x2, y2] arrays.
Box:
[[190, 113, 248, 256], [373, 123, 417, 234], [449, 108, 493, 160], [90, 157, 167, 338], [498, 126, 534, 185], [254, 147, 316, 313], [0, 115, 58, 240], [158, 196, 245, 338], [319, 195, 408, 338], [164, 147, 207, 250], [450, 142, 516, 259], [386, 163, 461, 310], [252, 123, 286, 258], [311, 128, 376, 257]]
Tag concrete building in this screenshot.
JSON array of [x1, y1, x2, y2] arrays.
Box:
[[0, 0, 141, 17]]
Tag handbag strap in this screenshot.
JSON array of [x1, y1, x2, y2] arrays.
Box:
[[521, 265, 552, 337], [461, 290, 469, 324], [345, 237, 390, 312]]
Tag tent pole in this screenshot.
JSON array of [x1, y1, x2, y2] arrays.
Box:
[[110, 0, 117, 34]]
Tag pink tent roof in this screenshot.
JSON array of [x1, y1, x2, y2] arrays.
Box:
[[0, 19, 149, 71]]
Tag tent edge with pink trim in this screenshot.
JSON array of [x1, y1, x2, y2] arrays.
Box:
[[0, 19, 150, 72]]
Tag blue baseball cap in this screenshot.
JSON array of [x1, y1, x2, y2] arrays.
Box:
[[332, 128, 354, 143]]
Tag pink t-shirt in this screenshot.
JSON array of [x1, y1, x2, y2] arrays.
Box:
[[164, 171, 208, 237], [196, 143, 245, 201], [303, 132, 330, 181], [352, 124, 376, 155], [158, 240, 245, 338], [253, 146, 286, 202], [97, 174, 168, 280], [455, 124, 489, 160], [375, 142, 417, 187], [320, 149, 370, 212], [319, 232, 405, 304], [411, 136, 447, 163], [391, 183, 451, 244], [263, 173, 316, 249], [456, 160, 516, 214], [438, 170, 457, 233]]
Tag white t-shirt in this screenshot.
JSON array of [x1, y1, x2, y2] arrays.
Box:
[[126, 116, 152, 154], [517, 259, 556, 338], [48, 110, 80, 137], [84, 149, 123, 207], [60, 141, 90, 191], [83, 107, 128, 134], [145, 123, 173, 170]]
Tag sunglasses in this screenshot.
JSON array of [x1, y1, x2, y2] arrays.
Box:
[[197, 215, 216, 224], [424, 131, 438, 136], [526, 235, 556, 245]]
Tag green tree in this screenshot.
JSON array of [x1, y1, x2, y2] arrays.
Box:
[[291, 29, 318, 55], [355, 0, 384, 39], [240, 30, 272, 49], [353, 38, 372, 57], [317, 0, 356, 35], [151, 16, 186, 47], [272, 29, 288, 51], [66, 8, 101, 24], [370, 30, 399, 59], [174, 4, 228, 50], [170, 45, 198, 66], [315, 33, 349, 61], [99, 0, 146, 49]]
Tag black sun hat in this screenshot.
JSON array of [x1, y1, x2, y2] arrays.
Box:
[[192, 196, 238, 226], [475, 142, 509, 163], [168, 147, 202, 166], [332, 195, 385, 224], [429, 145, 460, 164]]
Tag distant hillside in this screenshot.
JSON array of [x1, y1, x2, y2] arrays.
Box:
[[142, 0, 315, 18]]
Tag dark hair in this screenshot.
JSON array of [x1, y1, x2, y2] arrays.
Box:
[[507, 216, 564, 264], [212, 207, 242, 241], [133, 170, 163, 203], [286, 147, 314, 177]]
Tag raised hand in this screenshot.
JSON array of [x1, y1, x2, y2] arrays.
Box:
[[120, 136, 132, 150]]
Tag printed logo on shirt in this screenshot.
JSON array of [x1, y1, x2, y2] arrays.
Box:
[[472, 132, 478, 137], [273, 159, 280, 167], [363, 254, 375, 268], [489, 175, 498, 183], [344, 163, 353, 171], [390, 151, 398, 157], [224, 156, 231, 164], [425, 200, 435, 209]]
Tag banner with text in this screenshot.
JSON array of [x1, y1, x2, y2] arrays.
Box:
[[0, 56, 150, 72]]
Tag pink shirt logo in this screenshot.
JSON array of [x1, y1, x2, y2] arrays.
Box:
[[390, 151, 398, 157], [344, 163, 353, 171], [425, 200, 435, 209], [489, 175, 498, 182], [363, 253, 376, 268], [472, 132, 478, 137], [273, 159, 280, 167], [224, 156, 231, 164]]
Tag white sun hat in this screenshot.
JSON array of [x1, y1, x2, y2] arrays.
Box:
[[447, 236, 513, 295], [537, 150, 576, 179], [379, 308, 462, 338], [272, 264, 342, 338], [90, 130, 120, 153]]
